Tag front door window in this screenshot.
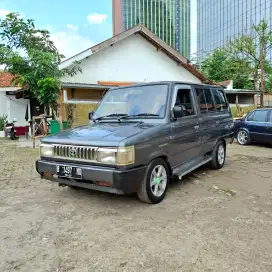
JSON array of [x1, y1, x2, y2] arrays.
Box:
[[174, 89, 195, 117]]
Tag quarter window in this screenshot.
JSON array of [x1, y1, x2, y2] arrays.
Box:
[[251, 110, 268, 122]]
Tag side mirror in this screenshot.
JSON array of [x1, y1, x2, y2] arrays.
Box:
[[88, 111, 94, 120], [173, 106, 184, 119]]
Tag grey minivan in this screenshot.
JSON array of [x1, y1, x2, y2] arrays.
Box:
[[36, 82, 234, 204]]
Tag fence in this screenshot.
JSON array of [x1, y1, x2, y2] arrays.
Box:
[[255, 94, 272, 107]]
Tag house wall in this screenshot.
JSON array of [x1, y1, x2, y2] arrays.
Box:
[[237, 94, 254, 105], [0, 91, 6, 117], [226, 93, 255, 106], [0, 89, 29, 127], [66, 88, 105, 100], [62, 88, 105, 126], [61, 34, 201, 85]]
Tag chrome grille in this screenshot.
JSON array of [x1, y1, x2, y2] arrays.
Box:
[[53, 144, 98, 161]]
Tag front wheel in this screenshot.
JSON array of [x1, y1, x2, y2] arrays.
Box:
[[137, 158, 170, 204], [237, 129, 250, 145]]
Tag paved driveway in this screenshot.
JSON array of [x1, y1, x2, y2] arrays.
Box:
[[0, 140, 272, 272]]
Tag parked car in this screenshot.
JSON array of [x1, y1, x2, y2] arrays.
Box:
[[36, 82, 234, 204], [234, 108, 272, 145]]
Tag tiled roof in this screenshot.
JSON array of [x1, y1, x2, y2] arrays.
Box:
[[0, 72, 15, 87], [61, 25, 214, 84]]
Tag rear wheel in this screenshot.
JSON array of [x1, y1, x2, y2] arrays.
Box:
[[137, 158, 170, 204], [209, 141, 226, 169], [237, 129, 250, 145]]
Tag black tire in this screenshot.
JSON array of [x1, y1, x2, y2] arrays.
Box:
[[236, 129, 250, 145], [137, 158, 170, 204], [209, 141, 226, 170], [68, 185, 79, 190]]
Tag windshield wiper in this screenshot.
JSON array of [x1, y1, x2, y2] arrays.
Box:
[[93, 113, 128, 122], [119, 113, 160, 120]]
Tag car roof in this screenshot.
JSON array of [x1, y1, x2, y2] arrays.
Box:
[[110, 81, 220, 90], [253, 108, 272, 111]]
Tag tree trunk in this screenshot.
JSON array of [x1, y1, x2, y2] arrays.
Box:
[[260, 43, 265, 107], [253, 71, 259, 91]]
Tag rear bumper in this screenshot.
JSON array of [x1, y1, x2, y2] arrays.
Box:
[[36, 160, 147, 195]]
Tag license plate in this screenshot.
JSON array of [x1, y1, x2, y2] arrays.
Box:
[[57, 165, 82, 179]]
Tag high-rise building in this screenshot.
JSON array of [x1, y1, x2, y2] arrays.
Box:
[[197, 0, 272, 61], [112, 0, 191, 58]]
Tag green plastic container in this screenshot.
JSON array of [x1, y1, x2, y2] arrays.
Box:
[[49, 120, 60, 134], [62, 120, 68, 130]]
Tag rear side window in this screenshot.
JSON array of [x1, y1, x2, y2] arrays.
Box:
[[204, 89, 216, 112], [269, 111, 272, 122], [195, 88, 216, 113], [251, 110, 269, 122], [195, 88, 208, 114], [212, 89, 228, 111]]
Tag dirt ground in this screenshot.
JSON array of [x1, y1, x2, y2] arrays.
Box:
[[0, 139, 272, 272]]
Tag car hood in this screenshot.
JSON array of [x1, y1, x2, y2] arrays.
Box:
[[42, 121, 159, 146]]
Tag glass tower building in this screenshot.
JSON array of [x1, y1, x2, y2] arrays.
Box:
[[112, 0, 191, 58], [197, 0, 272, 61]]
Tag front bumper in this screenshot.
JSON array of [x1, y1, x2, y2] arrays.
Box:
[[36, 160, 146, 195]]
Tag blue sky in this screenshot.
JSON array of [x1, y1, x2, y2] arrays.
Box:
[[0, 0, 197, 59]]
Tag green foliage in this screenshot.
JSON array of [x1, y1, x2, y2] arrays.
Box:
[[0, 13, 81, 110], [202, 49, 252, 89], [224, 20, 272, 90], [265, 76, 272, 93], [0, 114, 8, 131], [202, 20, 272, 91], [37, 77, 60, 108]]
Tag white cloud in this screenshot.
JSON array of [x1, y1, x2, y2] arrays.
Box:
[[0, 9, 10, 18], [87, 13, 107, 25], [51, 32, 94, 59], [66, 24, 78, 32]]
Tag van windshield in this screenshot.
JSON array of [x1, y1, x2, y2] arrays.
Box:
[[93, 84, 168, 120]]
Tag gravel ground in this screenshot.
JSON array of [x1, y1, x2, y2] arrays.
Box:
[[0, 139, 272, 272]]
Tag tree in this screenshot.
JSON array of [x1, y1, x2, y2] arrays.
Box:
[[201, 48, 253, 89], [0, 12, 81, 118], [225, 20, 272, 105]]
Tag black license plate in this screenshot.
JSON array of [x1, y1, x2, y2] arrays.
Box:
[[57, 165, 82, 179]]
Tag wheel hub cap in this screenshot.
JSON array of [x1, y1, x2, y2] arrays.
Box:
[[218, 145, 225, 165], [150, 165, 167, 197]]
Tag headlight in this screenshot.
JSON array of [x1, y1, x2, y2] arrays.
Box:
[[97, 148, 117, 164], [40, 144, 54, 157], [116, 146, 135, 165], [96, 146, 135, 165]]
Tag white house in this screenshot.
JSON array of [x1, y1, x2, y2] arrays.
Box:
[[59, 24, 211, 125], [0, 72, 31, 128]]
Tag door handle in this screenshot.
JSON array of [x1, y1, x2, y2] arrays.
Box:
[[194, 125, 199, 130]]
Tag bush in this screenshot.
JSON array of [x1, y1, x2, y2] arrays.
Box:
[[230, 105, 256, 118], [0, 114, 8, 130]]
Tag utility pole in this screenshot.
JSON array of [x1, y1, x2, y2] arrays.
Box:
[[260, 42, 265, 107]]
